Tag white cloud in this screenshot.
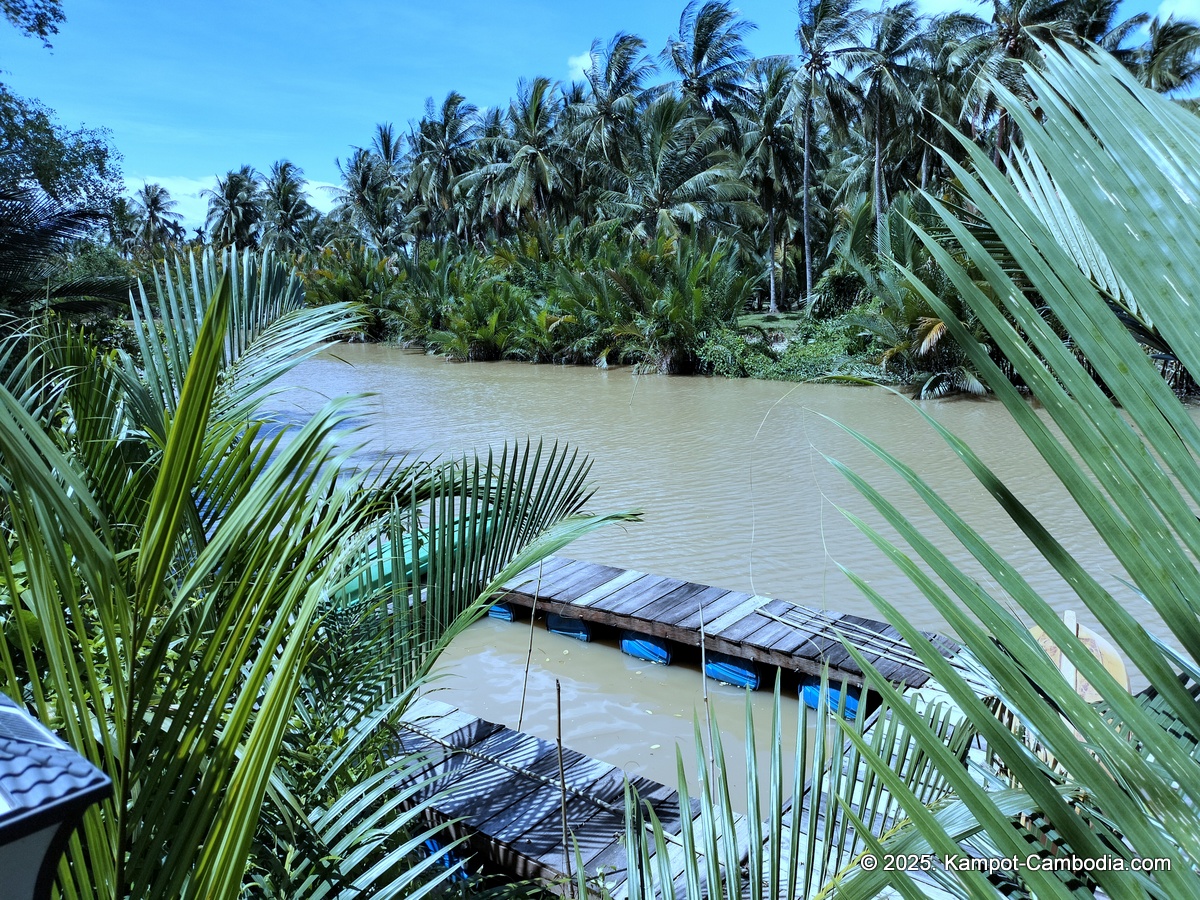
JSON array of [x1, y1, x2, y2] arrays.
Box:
[[307, 180, 339, 214], [567, 51, 591, 84], [125, 175, 214, 230], [1158, 0, 1200, 21]]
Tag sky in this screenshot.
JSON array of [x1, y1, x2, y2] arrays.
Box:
[[0, 0, 1192, 227]]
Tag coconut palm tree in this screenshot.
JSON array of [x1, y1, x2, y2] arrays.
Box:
[[1135, 14, 1200, 92], [331, 146, 407, 254], [409, 92, 479, 243], [741, 57, 800, 312], [571, 32, 658, 171], [662, 0, 757, 125], [456, 106, 512, 241], [1071, 0, 1148, 64], [909, 13, 980, 190], [203, 165, 263, 249], [481, 76, 565, 223], [107, 195, 141, 258], [598, 93, 754, 241], [955, 0, 1079, 162], [855, 1, 927, 239], [795, 0, 869, 302], [132, 181, 182, 252], [260, 160, 314, 255], [370, 121, 404, 177]]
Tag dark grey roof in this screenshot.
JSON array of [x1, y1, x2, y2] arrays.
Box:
[[0, 693, 111, 842]]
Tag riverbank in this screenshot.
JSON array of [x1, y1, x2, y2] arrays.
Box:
[[385, 307, 901, 383], [698, 310, 899, 383], [301, 235, 931, 384]]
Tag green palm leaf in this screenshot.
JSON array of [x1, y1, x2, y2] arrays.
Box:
[[820, 40, 1200, 898], [0, 245, 636, 899]]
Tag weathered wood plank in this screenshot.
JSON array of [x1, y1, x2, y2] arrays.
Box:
[[523, 742, 587, 781], [521, 767, 629, 867], [626, 776, 700, 835], [526, 559, 599, 597], [760, 602, 826, 653], [571, 569, 648, 608], [628, 582, 727, 626], [499, 556, 575, 591], [431, 732, 535, 817], [674, 590, 753, 632], [488, 756, 618, 847], [718, 611, 794, 647], [531, 560, 614, 596], [590, 575, 683, 616], [400, 702, 503, 749], [402, 695, 458, 722], [706, 594, 771, 636], [817, 640, 858, 672], [447, 743, 612, 867], [868, 654, 912, 682], [542, 563, 629, 601]]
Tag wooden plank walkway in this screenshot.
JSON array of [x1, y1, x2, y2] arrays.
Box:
[[498, 558, 959, 689], [396, 696, 749, 897]]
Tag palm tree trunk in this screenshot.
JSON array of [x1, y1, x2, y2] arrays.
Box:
[[802, 84, 815, 304], [767, 201, 777, 313], [780, 228, 788, 311], [993, 109, 1010, 169], [874, 116, 885, 240]]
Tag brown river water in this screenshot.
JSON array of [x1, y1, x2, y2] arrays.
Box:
[[273, 346, 1164, 800]]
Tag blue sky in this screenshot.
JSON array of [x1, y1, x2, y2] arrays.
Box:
[[0, 0, 1188, 226]]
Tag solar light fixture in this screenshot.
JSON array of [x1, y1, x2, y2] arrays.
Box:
[[0, 693, 112, 899]]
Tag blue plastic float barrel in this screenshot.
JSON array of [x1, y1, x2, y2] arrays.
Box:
[[704, 651, 759, 689], [801, 683, 860, 719], [619, 631, 671, 665], [488, 602, 517, 621], [546, 613, 592, 641]]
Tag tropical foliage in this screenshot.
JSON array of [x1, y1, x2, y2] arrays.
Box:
[[0, 247, 634, 897], [0, 183, 131, 323]]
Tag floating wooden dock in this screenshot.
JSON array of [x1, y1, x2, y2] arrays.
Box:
[[497, 557, 958, 689], [397, 553, 988, 897], [396, 696, 748, 897]]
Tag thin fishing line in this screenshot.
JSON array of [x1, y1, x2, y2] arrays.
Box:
[[797, 405, 833, 612], [747, 381, 806, 596]]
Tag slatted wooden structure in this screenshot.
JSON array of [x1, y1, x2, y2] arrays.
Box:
[[397, 697, 749, 897], [497, 557, 958, 689]]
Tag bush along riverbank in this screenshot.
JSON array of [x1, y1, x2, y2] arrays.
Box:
[[297, 221, 984, 392]]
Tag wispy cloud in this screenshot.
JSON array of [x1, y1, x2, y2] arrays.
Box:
[[1158, 0, 1200, 20], [125, 175, 215, 229], [567, 51, 591, 83], [307, 180, 339, 214]]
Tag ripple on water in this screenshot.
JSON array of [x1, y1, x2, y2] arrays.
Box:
[[271, 348, 1187, 790]]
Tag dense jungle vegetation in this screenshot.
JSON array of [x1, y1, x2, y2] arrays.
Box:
[[18, 0, 1200, 393]]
